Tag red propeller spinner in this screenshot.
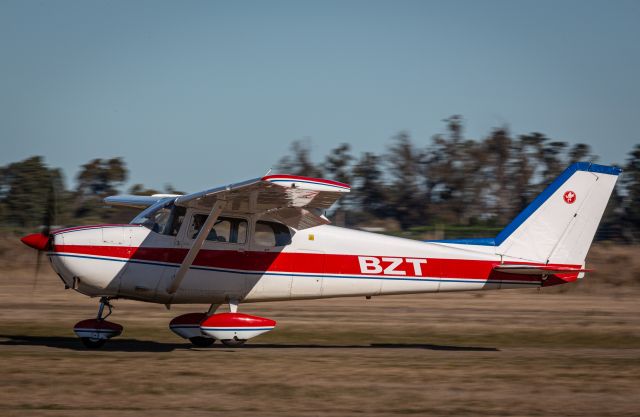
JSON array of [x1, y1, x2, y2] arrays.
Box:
[[20, 233, 51, 251]]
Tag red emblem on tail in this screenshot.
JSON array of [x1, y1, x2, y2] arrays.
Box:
[[563, 190, 576, 204]]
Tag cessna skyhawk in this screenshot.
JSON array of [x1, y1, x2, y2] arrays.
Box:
[[21, 163, 620, 348]]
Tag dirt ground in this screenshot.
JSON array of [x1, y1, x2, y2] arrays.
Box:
[[1, 238, 639, 416]]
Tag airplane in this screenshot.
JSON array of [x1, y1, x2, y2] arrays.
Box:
[[20, 162, 620, 348]]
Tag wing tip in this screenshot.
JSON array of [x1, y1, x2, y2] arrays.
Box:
[[262, 174, 350, 191]]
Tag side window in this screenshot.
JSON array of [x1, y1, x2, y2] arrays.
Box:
[[190, 215, 247, 244], [254, 221, 292, 247]]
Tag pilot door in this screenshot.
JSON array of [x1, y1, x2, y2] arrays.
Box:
[[158, 210, 251, 302], [118, 205, 186, 301]]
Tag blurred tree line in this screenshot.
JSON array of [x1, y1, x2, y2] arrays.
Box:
[[278, 116, 640, 241], [0, 156, 181, 229], [1, 116, 638, 241]]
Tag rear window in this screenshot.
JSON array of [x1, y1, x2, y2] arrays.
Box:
[[254, 221, 292, 247]]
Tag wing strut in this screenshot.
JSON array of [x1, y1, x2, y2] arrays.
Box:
[[166, 198, 227, 294]]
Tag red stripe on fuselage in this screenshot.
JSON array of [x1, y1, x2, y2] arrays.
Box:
[[51, 224, 142, 235], [52, 244, 579, 282]]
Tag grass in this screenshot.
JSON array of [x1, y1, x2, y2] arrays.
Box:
[[1, 242, 639, 416]]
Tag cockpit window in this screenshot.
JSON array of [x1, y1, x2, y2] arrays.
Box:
[[132, 203, 185, 236], [166, 206, 186, 236], [190, 215, 247, 244]]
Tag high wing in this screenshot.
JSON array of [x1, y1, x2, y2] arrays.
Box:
[[164, 174, 349, 295], [104, 194, 182, 209], [173, 174, 350, 230], [105, 174, 350, 295]]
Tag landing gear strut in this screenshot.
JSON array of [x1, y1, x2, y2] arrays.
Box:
[[74, 297, 123, 349], [82, 297, 111, 348]]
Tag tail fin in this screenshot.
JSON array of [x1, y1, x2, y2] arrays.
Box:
[[496, 163, 621, 265]]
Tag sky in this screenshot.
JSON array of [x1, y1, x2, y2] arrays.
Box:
[[1, 0, 639, 192]]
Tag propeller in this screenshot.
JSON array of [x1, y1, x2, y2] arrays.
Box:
[[20, 176, 57, 290]]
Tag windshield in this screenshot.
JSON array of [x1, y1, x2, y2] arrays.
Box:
[[131, 200, 185, 236]]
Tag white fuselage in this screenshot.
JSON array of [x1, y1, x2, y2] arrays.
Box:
[[48, 210, 550, 306]]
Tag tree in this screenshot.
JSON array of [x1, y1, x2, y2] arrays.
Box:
[[623, 144, 640, 240], [129, 184, 160, 196], [76, 158, 127, 197], [569, 143, 594, 164], [0, 156, 65, 228], [509, 134, 541, 216], [74, 158, 128, 221], [323, 143, 354, 226], [323, 143, 353, 184], [427, 116, 486, 224], [276, 140, 323, 177], [541, 141, 569, 183], [386, 132, 425, 228], [484, 128, 513, 224], [352, 152, 389, 220]]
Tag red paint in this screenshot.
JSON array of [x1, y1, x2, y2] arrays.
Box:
[[53, 243, 579, 283], [262, 174, 350, 189], [563, 190, 576, 204], [532, 265, 590, 272], [201, 313, 276, 328], [169, 312, 207, 326], [52, 224, 142, 235], [20, 233, 50, 251], [74, 319, 123, 333], [542, 273, 580, 287]]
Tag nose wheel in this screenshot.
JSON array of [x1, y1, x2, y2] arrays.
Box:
[[81, 336, 107, 349], [74, 297, 123, 349]]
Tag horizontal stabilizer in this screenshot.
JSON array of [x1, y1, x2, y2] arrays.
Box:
[[493, 264, 592, 275]]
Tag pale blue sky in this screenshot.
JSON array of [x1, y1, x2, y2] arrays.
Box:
[[1, 0, 639, 192]]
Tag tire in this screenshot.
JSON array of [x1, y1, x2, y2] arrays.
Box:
[[189, 336, 215, 347], [80, 337, 107, 349], [221, 338, 246, 347]]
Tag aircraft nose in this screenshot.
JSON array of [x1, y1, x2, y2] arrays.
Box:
[[20, 233, 51, 251]]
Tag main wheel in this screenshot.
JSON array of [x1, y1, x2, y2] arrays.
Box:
[[80, 337, 106, 349], [221, 338, 246, 347], [189, 336, 215, 347]]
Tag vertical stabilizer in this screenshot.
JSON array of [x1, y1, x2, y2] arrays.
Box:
[[495, 163, 620, 264]]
